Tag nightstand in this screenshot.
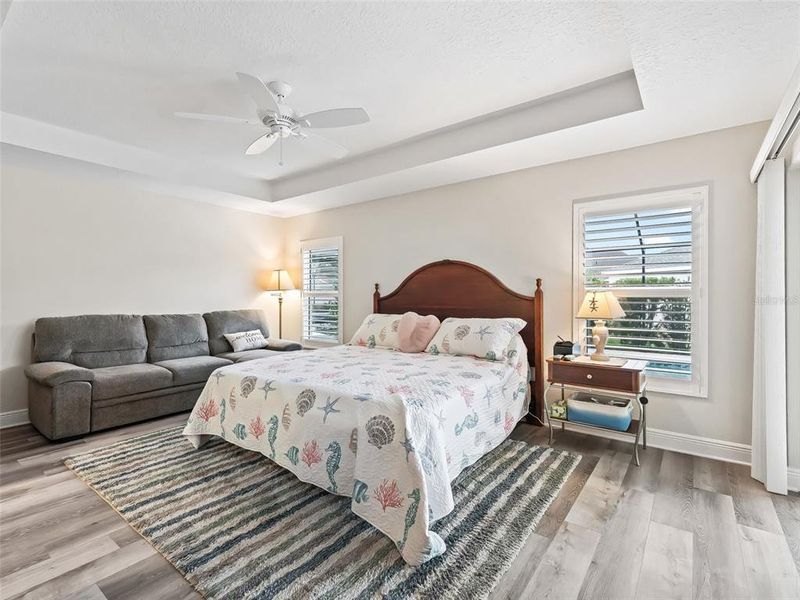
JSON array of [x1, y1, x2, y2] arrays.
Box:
[[545, 356, 648, 465]]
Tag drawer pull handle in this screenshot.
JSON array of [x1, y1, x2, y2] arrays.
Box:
[[586, 374, 593, 380]]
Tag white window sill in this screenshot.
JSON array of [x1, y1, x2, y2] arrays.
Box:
[[646, 377, 707, 399]]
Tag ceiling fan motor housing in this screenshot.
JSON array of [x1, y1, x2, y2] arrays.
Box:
[[263, 114, 300, 138]]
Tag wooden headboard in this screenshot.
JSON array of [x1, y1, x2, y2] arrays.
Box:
[[373, 259, 544, 423]]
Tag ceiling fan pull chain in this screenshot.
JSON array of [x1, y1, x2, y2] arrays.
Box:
[[279, 133, 284, 166]]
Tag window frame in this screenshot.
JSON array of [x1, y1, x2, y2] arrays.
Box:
[[572, 186, 709, 397], [300, 236, 344, 346]]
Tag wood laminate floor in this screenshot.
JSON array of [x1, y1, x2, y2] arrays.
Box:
[[1, 415, 798, 600]]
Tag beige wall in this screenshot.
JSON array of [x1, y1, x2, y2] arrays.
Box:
[[283, 122, 768, 446], [0, 161, 284, 416], [0, 122, 767, 446]]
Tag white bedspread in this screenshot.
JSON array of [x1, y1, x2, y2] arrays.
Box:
[[183, 338, 529, 565]]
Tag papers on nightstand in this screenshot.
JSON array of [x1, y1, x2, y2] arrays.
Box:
[[570, 356, 647, 370], [571, 355, 627, 367], [622, 360, 648, 370]]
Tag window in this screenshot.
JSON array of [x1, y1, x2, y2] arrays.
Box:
[[301, 237, 343, 345], [573, 187, 708, 396]]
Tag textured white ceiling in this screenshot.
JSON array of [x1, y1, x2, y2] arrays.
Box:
[[0, 1, 631, 179], [1, 1, 799, 215]]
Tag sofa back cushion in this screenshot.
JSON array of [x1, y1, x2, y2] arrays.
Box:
[[204, 309, 270, 355], [34, 314, 147, 368], [143, 313, 209, 362]]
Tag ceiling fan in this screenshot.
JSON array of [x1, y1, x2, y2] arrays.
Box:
[[175, 72, 369, 164]]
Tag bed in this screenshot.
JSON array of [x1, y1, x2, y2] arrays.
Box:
[[183, 260, 544, 565]]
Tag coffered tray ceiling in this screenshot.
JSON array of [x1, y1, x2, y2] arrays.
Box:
[[1, 1, 798, 216]]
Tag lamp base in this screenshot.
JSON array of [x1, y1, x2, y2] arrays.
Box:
[[590, 319, 610, 362]]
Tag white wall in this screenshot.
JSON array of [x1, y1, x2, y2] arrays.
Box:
[[0, 155, 284, 417], [786, 161, 799, 474], [282, 122, 768, 447]]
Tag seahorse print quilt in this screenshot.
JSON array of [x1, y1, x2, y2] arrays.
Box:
[[183, 337, 529, 565]]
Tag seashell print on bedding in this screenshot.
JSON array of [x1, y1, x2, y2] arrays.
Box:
[[296, 389, 317, 417], [282, 404, 291, 430], [441, 335, 451, 354], [240, 376, 257, 398], [285, 445, 300, 465], [366, 415, 395, 449], [454, 324, 471, 340]]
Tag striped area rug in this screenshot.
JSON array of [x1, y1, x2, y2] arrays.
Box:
[[65, 426, 579, 600]]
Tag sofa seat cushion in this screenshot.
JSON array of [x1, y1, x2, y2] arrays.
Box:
[[154, 355, 233, 386], [216, 349, 286, 363], [91, 364, 173, 401]]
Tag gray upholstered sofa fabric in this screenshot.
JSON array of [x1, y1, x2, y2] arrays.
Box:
[[34, 314, 148, 368], [264, 339, 303, 351], [25, 361, 95, 387], [216, 349, 286, 362], [26, 309, 302, 440], [204, 309, 270, 355], [154, 355, 231, 385], [91, 363, 173, 401], [144, 314, 210, 362], [28, 380, 92, 439]]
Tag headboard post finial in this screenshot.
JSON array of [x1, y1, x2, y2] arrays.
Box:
[[533, 278, 544, 425], [373, 283, 380, 313]]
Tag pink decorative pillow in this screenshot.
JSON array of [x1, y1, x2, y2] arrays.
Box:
[[397, 312, 441, 353]]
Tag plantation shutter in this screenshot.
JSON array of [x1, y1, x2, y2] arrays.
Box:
[[580, 206, 694, 379], [301, 238, 342, 344]]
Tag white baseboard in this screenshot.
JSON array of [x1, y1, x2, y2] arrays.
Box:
[[554, 422, 800, 491], [645, 427, 753, 465], [789, 467, 800, 493], [555, 421, 752, 465], [0, 409, 30, 429]]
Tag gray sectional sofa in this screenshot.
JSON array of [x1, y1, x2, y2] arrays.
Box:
[[25, 309, 301, 440]]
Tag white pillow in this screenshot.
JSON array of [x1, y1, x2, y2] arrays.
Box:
[[224, 329, 268, 352], [425, 317, 526, 361], [348, 314, 402, 348]]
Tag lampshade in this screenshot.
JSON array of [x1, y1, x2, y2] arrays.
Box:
[[263, 269, 295, 292], [576, 291, 626, 320]]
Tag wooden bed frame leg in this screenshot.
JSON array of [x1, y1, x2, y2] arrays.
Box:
[[530, 278, 545, 426]]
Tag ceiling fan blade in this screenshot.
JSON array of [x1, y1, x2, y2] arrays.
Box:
[[174, 112, 261, 125], [245, 133, 277, 155], [235, 72, 280, 114], [301, 107, 369, 129], [301, 131, 348, 159]]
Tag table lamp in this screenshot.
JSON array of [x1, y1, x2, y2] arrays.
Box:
[[576, 290, 626, 361], [263, 269, 295, 338]]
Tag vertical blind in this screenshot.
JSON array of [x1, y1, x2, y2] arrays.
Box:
[[580, 206, 694, 379], [302, 242, 341, 343]]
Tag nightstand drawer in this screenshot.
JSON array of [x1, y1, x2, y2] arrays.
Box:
[[548, 361, 643, 394]]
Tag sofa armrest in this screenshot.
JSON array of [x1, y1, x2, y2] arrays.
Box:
[[267, 338, 303, 352], [25, 361, 95, 387]]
